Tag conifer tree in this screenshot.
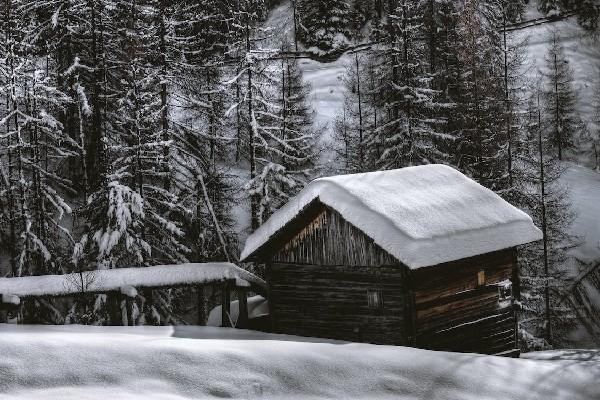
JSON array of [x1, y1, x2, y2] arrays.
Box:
[[334, 52, 376, 173], [246, 49, 320, 224], [296, 0, 352, 53], [79, 0, 188, 272], [0, 0, 74, 279], [589, 69, 600, 170], [453, 0, 509, 192], [372, 0, 447, 169], [541, 31, 578, 161], [517, 85, 579, 349]]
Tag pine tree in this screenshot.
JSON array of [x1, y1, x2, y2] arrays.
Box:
[[0, 0, 74, 278], [296, 0, 352, 53], [540, 31, 579, 161], [517, 85, 579, 349], [246, 49, 320, 224], [334, 52, 383, 173], [368, 0, 448, 170], [0, 0, 76, 323], [453, 0, 509, 192]]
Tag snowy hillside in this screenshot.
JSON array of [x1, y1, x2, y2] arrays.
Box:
[[510, 12, 600, 158], [563, 164, 600, 263], [0, 325, 597, 400]]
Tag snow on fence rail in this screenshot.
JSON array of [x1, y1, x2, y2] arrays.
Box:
[[0, 263, 265, 300]]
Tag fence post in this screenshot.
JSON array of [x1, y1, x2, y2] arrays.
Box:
[[237, 287, 248, 329], [221, 280, 232, 327], [197, 285, 207, 325]]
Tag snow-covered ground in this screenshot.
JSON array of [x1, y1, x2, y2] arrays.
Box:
[[0, 324, 598, 400]]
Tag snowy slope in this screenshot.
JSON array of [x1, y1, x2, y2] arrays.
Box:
[[509, 13, 600, 162], [0, 324, 597, 400], [562, 164, 600, 263], [263, 0, 350, 158]]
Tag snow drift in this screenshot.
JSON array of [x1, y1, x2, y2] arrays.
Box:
[[0, 325, 597, 400], [241, 165, 542, 268]]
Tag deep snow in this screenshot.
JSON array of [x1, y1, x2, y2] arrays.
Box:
[[562, 164, 600, 263], [0, 324, 597, 400]]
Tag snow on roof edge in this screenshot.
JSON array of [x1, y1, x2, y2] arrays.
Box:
[[241, 165, 543, 268]]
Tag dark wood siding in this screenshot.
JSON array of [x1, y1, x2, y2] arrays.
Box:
[[269, 263, 410, 344], [412, 249, 518, 354], [266, 205, 410, 345]]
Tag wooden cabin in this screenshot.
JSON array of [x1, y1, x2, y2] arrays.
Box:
[[240, 165, 542, 355]]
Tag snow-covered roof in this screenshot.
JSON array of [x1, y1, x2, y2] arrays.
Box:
[[241, 165, 542, 269], [0, 263, 265, 298]]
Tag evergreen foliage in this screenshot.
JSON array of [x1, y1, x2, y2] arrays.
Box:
[[517, 86, 579, 350], [540, 31, 579, 161], [296, 0, 352, 53]]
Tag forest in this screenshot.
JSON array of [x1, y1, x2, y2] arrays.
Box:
[[1, 0, 599, 351]]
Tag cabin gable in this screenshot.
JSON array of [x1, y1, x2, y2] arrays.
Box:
[[269, 202, 399, 267]]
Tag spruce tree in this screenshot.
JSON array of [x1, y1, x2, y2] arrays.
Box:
[[541, 31, 578, 161], [453, 0, 509, 192], [517, 86, 579, 349], [589, 69, 600, 170], [246, 49, 320, 224], [334, 52, 370, 173], [296, 0, 352, 53], [368, 0, 448, 170]]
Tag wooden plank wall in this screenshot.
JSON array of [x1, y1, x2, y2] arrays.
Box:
[[268, 206, 410, 345], [412, 249, 519, 354], [272, 206, 397, 267], [269, 263, 409, 345]]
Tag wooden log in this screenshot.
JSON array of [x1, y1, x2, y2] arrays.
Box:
[[197, 285, 207, 325], [237, 288, 248, 329], [144, 288, 157, 325], [221, 281, 232, 327], [126, 297, 134, 326], [107, 292, 120, 325]]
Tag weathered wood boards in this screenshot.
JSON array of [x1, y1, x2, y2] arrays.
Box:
[[412, 249, 518, 354], [270, 263, 409, 344]]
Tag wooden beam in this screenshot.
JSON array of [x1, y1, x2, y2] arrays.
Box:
[[197, 285, 207, 325], [108, 292, 120, 325], [126, 297, 134, 326], [237, 287, 248, 329], [221, 281, 232, 327]]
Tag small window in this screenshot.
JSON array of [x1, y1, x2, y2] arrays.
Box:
[[477, 270, 486, 286], [367, 289, 383, 309]]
